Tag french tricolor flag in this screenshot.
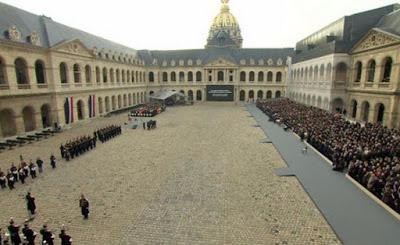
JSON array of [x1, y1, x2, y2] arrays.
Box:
[[64, 97, 74, 124], [88, 95, 96, 118]]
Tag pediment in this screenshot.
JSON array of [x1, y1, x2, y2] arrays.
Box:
[[51, 39, 94, 57], [352, 29, 400, 54], [205, 57, 237, 67]]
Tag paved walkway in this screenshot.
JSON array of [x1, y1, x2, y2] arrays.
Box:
[[247, 103, 400, 245]]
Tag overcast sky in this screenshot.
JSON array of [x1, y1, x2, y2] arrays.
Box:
[[2, 0, 398, 50]]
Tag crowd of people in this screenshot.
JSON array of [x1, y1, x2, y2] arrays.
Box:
[[0, 156, 52, 190], [130, 104, 165, 117], [257, 98, 400, 213], [60, 136, 96, 161], [94, 125, 122, 143], [1, 192, 90, 244]]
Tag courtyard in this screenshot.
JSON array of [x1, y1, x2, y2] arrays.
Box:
[[0, 103, 339, 244]]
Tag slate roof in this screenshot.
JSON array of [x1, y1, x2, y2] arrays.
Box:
[[293, 4, 400, 63], [138, 48, 294, 67], [0, 1, 137, 56], [375, 8, 400, 37]]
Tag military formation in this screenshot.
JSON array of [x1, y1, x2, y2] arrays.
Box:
[[94, 125, 122, 143], [0, 156, 50, 191], [60, 136, 97, 161], [1, 190, 80, 245]]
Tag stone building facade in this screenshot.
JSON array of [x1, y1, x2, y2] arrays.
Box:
[[0, 0, 400, 138], [0, 0, 291, 138], [287, 4, 400, 128]]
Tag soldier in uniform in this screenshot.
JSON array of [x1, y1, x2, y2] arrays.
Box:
[[79, 194, 90, 219], [26, 192, 36, 219], [50, 154, 56, 169], [40, 224, 54, 245], [22, 221, 36, 245], [28, 161, 36, 179], [18, 166, 26, 184], [59, 225, 72, 245], [0, 168, 7, 189], [36, 157, 44, 173], [8, 218, 21, 245], [6, 170, 15, 189], [10, 163, 18, 182]]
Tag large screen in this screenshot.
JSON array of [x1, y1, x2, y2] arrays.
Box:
[[206, 85, 234, 102]]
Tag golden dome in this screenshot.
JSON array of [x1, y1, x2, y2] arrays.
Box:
[[206, 0, 242, 48], [211, 0, 239, 30]]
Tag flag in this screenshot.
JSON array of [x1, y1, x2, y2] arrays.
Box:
[[64, 97, 74, 124], [88, 95, 96, 118]]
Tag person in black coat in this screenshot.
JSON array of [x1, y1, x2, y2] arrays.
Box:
[[50, 154, 56, 169], [8, 218, 21, 245], [22, 221, 36, 245], [59, 225, 72, 245], [79, 194, 90, 219], [26, 192, 36, 219], [7, 171, 15, 190], [40, 224, 54, 245]]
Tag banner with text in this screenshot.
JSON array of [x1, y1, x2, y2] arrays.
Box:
[[206, 85, 234, 102]]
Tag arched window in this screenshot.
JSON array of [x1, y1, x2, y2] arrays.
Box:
[[249, 71, 255, 82], [15, 58, 28, 84], [376, 103, 385, 123], [320, 64, 325, 79], [188, 71, 193, 82], [95, 66, 100, 83], [149, 72, 155, 82], [162, 72, 168, 82], [0, 57, 6, 84], [367, 60, 375, 83], [258, 71, 264, 82], [122, 70, 126, 83], [275, 91, 281, 98], [354, 61, 362, 82], [276, 72, 282, 82], [60, 62, 68, 83], [326, 63, 332, 80], [179, 71, 185, 82], [218, 71, 224, 81], [85, 65, 91, 83], [73, 64, 81, 83], [171, 72, 176, 82], [131, 71, 134, 83], [35, 60, 46, 84], [335, 62, 347, 82], [351, 100, 358, 118], [239, 90, 245, 101], [240, 71, 246, 82], [267, 72, 273, 82], [116, 69, 120, 83], [314, 65, 318, 80], [110, 69, 115, 83], [382, 57, 393, 82], [0, 109, 17, 137], [102, 67, 108, 83], [196, 71, 202, 82], [266, 90, 272, 99]]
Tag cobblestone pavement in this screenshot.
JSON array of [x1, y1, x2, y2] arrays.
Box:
[[0, 103, 340, 244]]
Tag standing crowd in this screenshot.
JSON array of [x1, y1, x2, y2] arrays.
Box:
[[0, 156, 52, 191], [257, 98, 400, 213]]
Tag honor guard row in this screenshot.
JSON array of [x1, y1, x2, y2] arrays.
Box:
[[3, 219, 72, 245], [60, 136, 97, 161], [94, 125, 122, 143]]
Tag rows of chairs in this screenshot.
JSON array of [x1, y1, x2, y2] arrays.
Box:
[[0, 128, 61, 152]]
